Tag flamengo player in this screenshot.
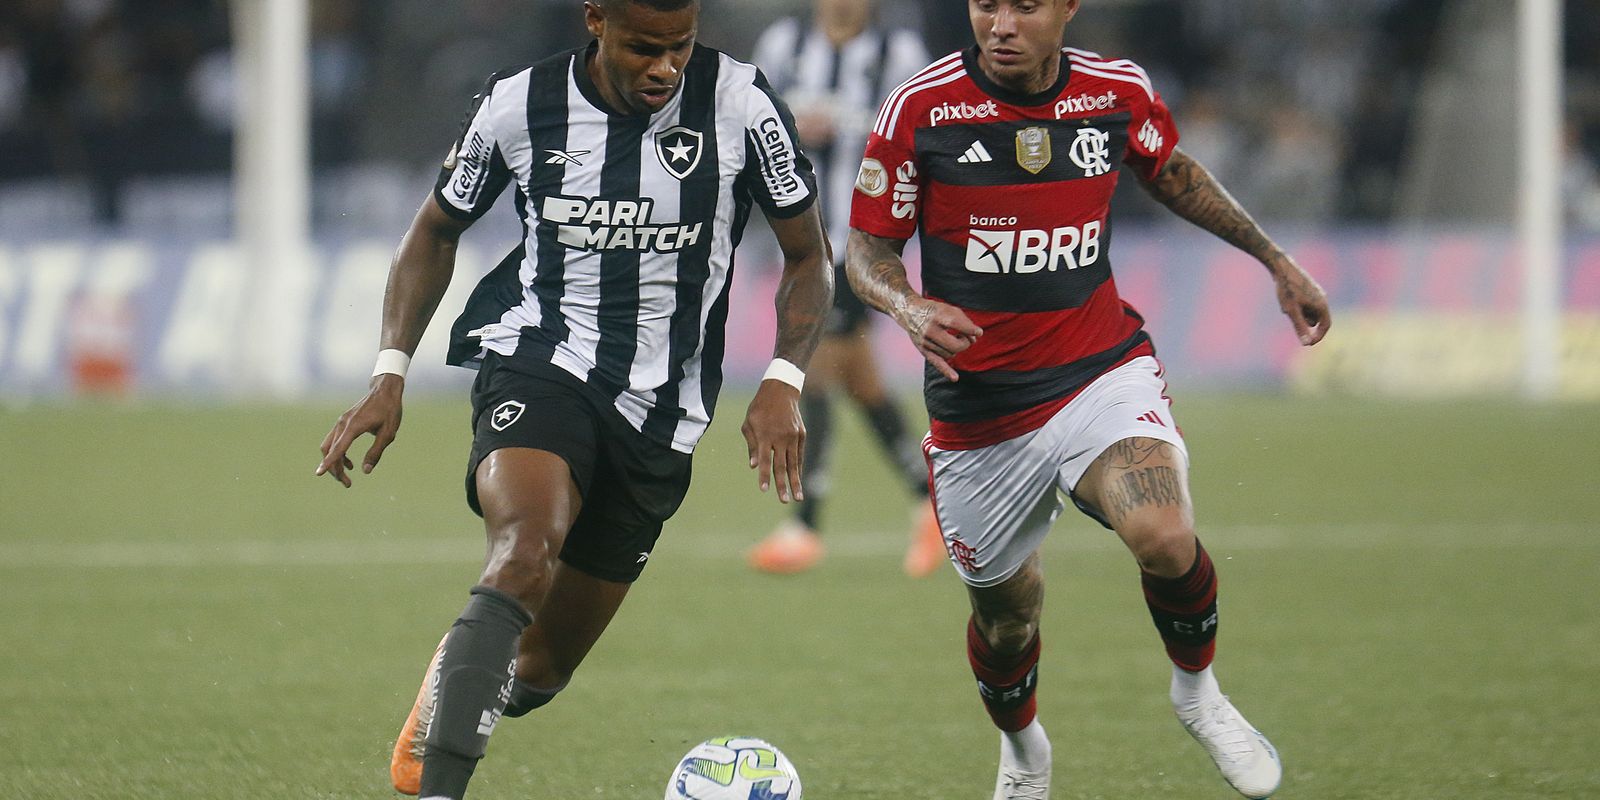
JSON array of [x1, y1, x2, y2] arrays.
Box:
[[847, 1, 1330, 799]]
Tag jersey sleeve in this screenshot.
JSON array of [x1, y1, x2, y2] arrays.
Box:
[[741, 69, 818, 219], [433, 74, 515, 221], [1122, 86, 1180, 182], [848, 111, 921, 242]]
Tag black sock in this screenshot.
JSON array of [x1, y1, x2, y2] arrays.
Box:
[[796, 392, 832, 532], [503, 680, 564, 718], [862, 399, 927, 497], [420, 585, 533, 800]]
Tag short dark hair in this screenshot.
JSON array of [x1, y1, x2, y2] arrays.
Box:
[[598, 0, 697, 12]]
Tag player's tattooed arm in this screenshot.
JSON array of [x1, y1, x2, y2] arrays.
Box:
[[1138, 147, 1332, 346], [846, 229, 983, 381], [1138, 148, 1279, 265]]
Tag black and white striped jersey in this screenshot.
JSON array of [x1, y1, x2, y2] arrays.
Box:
[[751, 18, 927, 249], [437, 43, 817, 454]]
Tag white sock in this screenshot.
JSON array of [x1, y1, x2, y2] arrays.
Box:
[[1170, 664, 1222, 710], [1000, 719, 1051, 773]]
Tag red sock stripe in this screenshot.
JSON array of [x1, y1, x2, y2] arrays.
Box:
[[1140, 541, 1219, 672], [966, 618, 1040, 732], [1141, 540, 1217, 613], [1170, 641, 1215, 673]]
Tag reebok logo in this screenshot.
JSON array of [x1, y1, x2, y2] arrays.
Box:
[[1054, 90, 1118, 118], [957, 141, 993, 164], [929, 99, 999, 126], [544, 149, 590, 166]]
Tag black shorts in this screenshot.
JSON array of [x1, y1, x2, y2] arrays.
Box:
[[824, 260, 871, 337], [465, 354, 693, 583]]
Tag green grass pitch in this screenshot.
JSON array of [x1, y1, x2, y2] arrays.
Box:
[[1, 392, 1597, 798]]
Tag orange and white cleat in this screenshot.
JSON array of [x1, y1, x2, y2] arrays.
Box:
[[748, 520, 825, 574], [389, 635, 446, 796], [902, 500, 947, 578]]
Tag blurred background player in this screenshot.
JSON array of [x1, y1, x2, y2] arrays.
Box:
[[745, 0, 943, 577], [847, 0, 1329, 797], [317, 1, 831, 797]]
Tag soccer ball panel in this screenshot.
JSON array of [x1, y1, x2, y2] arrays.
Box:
[[665, 736, 802, 800]]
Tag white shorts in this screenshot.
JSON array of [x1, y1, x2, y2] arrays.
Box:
[[924, 356, 1187, 588]]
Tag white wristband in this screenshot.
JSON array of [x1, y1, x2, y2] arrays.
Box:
[[372, 349, 411, 379], [762, 358, 805, 391]]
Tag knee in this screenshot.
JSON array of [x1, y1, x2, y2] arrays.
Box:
[[480, 516, 563, 598], [1123, 519, 1197, 578], [975, 613, 1039, 657]]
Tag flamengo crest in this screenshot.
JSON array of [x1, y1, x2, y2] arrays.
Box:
[[655, 125, 703, 180], [1069, 127, 1113, 177], [1015, 126, 1052, 174]]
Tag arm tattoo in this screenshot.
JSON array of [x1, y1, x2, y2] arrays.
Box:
[[845, 230, 917, 323], [1139, 149, 1285, 270]]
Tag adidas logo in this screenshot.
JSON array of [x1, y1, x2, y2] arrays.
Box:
[[957, 141, 993, 164], [1136, 410, 1167, 427]]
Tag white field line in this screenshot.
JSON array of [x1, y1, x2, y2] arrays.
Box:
[[0, 522, 1593, 569]]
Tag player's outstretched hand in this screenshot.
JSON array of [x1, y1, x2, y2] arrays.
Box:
[[1272, 256, 1331, 346], [741, 379, 805, 504], [316, 375, 405, 488], [892, 296, 983, 381]]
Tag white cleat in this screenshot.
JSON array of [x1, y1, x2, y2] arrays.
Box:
[[992, 724, 1051, 800], [1177, 695, 1282, 798]]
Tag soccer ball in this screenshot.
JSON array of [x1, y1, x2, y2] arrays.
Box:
[[665, 736, 802, 800]]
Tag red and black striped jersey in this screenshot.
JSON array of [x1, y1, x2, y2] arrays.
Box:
[[850, 46, 1179, 450]]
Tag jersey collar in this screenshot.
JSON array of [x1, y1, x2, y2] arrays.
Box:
[[962, 45, 1071, 107]]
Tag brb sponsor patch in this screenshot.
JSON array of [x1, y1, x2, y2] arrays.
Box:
[[964, 218, 1103, 274]]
